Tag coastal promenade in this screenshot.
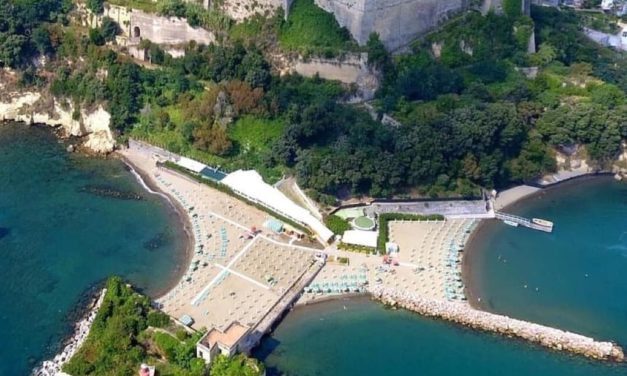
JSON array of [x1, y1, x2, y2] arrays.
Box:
[[370, 286, 625, 362]]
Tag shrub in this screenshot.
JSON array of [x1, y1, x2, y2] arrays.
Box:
[[325, 215, 351, 235], [147, 311, 171, 328]]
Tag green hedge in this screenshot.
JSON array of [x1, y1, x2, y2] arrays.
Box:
[[377, 213, 445, 253], [162, 161, 313, 236], [337, 242, 375, 254]]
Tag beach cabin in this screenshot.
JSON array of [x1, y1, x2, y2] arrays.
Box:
[[196, 322, 251, 366], [341, 230, 378, 249]]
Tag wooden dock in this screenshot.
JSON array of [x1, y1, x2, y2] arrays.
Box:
[[495, 211, 553, 232]]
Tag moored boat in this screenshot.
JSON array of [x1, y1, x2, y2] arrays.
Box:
[[504, 220, 519, 227], [532, 218, 553, 228]]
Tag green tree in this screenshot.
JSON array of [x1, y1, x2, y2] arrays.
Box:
[[210, 354, 265, 376], [366, 32, 389, 69], [324, 215, 351, 235], [86, 0, 104, 14], [100, 17, 120, 42], [502, 0, 522, 18]]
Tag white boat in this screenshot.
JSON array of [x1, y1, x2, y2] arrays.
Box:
[[532, 218, 553, 228], [503, 220, 519, 227]]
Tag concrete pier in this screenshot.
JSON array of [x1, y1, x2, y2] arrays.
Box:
[[370, 286, 624, 362], [495, 211, 553, 232]]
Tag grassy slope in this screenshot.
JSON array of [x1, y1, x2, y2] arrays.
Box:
[[278, 0, 355, 54]]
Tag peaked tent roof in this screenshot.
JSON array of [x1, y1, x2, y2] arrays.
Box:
[[222, 170, 334, 242]]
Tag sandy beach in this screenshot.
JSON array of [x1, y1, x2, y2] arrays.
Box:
[[119, 142, 325, 340]]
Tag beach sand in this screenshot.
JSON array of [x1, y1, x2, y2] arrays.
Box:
[[494, 185, 541, 210], [119, 143, 323, 335]]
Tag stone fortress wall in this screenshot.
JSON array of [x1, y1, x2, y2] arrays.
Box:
[[314, 0, 468, 51], [81, 3, 215, 46], [82, 0, 536, 53]]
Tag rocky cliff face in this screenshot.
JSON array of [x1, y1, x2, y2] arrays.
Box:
[[314, 0, 467, 50], [0, 89, 116, 154]]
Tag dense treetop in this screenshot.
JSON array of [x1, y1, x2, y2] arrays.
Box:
[[4, 1, 626, 202]]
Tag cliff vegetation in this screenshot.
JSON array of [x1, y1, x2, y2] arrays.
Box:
[[1, 1, 625, 202], [63, 277, 264, 376]]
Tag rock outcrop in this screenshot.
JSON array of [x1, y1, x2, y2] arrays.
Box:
[[0, 90, 116, 154], [275, 52, 379, 101]]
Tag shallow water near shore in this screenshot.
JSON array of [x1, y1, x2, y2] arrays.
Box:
[[0, 124, 187, 375], [256, 177, 627, 375]]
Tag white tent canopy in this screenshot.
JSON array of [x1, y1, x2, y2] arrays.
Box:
[[341, 230, 378, 248], [176, 157, 207, 173], [222, 170, 334, 242]]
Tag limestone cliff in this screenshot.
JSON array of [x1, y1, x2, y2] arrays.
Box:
[[0, 88, 116, 154], [314, 0, 467, 50]]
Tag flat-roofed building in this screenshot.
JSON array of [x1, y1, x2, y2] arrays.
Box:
[[196, 322, 251, 365]]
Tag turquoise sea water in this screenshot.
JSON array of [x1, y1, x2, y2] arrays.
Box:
[[0, 124, 186, 376], [467, 176, 627, 347], [256, 178, 627, 375]]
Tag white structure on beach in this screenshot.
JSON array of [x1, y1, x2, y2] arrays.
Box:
[[341, 230, 378, 248], [175, 156, 207, 173], [222, 170, 334, 242]]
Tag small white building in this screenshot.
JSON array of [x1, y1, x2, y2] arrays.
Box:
[[174, 156, 207, 173], [341, 230, 378, 249], [196, 322, 251, 366]]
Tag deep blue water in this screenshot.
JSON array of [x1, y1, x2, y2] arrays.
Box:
[[0, 124, 187, 375], [468, 177, 627, 345], [255, 178, 627, 375]]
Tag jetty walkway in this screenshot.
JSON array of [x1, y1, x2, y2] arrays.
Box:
[[370, 286, 624, 362], [244, 260, 325, 352], [495, 211, 553, 232]]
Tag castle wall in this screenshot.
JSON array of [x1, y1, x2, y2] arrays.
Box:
[[129, 11, 215, 45], [314, 0, 467, 50], [80, 4, 215, 46]]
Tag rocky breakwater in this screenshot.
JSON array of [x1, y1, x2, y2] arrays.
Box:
[[0, 84, 115, 154], [32, 289, 107, 376], [369, 286, 625, 362]]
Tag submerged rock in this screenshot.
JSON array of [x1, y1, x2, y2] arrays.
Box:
[[79, 185, 144, 200]]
